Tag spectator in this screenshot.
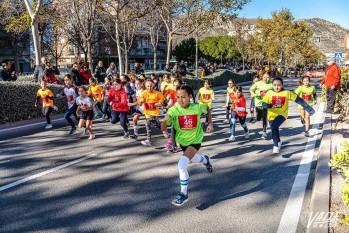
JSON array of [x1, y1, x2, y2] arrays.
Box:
[[80, 63, 92, 85], [43, 62, 56, 83], [134, 62, 143, 74], [164, 64, 171, 72], [320, 57, 341, 114], [33, 56, 47, 82], [172, 63, 178, 73], [70, 62, 82, 86], [178, 60, 187, 77], [0, 59, 17, 81], [106, 62, 118, 78], [94, 60, 106, 83]]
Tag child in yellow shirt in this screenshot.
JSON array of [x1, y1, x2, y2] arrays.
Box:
[[87, 77, 103, 119], [35, 81, 54, 129]]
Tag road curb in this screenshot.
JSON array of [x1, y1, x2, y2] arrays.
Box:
[[306, 115, 332, 233]]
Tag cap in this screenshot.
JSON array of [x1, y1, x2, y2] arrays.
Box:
[[327, 57, 335, 63]]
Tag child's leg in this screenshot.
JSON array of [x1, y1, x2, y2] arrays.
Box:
[[86, 120, 93, 134], [42, 107, 53, 124], [64, 106, 76, 128], [226, 105, 230, 120], [133, 114, 141, 135], [102, 101, 111, 118], [145, 118, 152, 141], [269, 116, 286, 147], [229, 112, 238, 136], [110, 110, 120, 124], [305, 111, 310, 132], [119, 111, 129, 133], [239, 116, 248, 133], [262, 108, 268, 132], [78, 119, 86, 128]]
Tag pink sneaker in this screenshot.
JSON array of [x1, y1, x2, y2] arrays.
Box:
[[165, 140, 173, 149], [89, 134, 96, 140]]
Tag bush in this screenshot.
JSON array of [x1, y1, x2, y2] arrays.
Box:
[[0, 82, 68, 124], [337, 67, 349, 121], [16, 74, 66, 83]]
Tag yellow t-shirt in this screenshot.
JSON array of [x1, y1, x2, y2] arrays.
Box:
[[37, 88, 54, 108], [88, 85, 103, 102], [198, 87, 214, 108], [262, 89, 297, 121], [139, 90, 164, 118]]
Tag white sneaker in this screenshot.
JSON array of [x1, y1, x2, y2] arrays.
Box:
[[163, 131, 169, 139], [244, 130, 250, 139], [278, 141, 282, 150], [261, 132, 267, 139], [229, 135, 235, 141], [141, 140, 151, 147], [53, 105, 58, 111], [272, 146, 280, 154], [223, 119, 229, 124], [45, 124, 53, 129]]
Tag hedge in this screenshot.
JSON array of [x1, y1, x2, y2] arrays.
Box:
[[0, 70, 255, 124]]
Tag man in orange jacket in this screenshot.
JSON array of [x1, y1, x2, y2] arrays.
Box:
[[320, 57, 341, 113]]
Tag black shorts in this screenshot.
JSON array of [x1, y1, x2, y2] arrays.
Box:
[[180, 143, 201, 152], [81, 110, 94, 120]]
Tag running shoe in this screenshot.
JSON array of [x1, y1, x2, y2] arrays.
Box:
[[244, 130, 250, 139], [53, 105, 58, 111], [165, 140, 173, 149], [141, 140, 151, 147], [228, 135, 236, 141], [167, 147, 177, 153], [248, 118, 255, 123], [89, 134, 96, 140], [261, 132, 267, 139], [300, 118, 305, 125], [222, 119, 229, 124], [69, 128, 76, 135], [172, 192, 188, 206], [45, 124, 53, 129], [305, 131, 310, 137], [204, 155, 213, 173], [83, 128, 89, 135], [129, 134, 138, 139], [272, 146, 280, 154], [123, 132, 130, 138]]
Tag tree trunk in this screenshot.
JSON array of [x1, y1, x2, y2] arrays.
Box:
[[124, 48, 129, 74], [32, 20, 41, 66], [87, 40, 92, 70], [11, 39, 21, 72], [115, 20, 124, 74], [166, 33, 172, 65], [153, 49, 157, 71], [242, 56, 245, 71]]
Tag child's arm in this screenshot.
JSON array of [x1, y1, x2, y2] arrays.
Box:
[[161, 114, 172, 131], [75, 105, 80, 116], [35, 96, 40, 107], [206, 105, 214, 133], [295, 96, 315, 115]]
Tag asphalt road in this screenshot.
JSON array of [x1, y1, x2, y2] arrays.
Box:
[[0, 77, 325, 233]]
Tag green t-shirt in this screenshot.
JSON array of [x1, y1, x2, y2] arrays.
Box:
[[294, 85, 316, 107], [167, 103, 207, 146], [250, 80, 273, 107]]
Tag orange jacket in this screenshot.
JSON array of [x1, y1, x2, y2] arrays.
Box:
[[320, 64, 341, 89]]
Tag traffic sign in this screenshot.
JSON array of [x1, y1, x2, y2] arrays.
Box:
[[334, 52, 343, 60]]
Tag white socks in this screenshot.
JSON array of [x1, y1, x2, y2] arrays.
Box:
[[178, 156, 189, 195], [133, 125, 138, 135], [190, 153, 207, 164]]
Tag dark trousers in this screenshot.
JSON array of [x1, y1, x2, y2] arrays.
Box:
[[110, 110, 128, 133], [256, 107, 268, 132], [145, 116, 161, 141], [226, 104, 231, 120], [64, 105, 79, 128], [269, 115, 286, 147], [102, 100, 111, 118], [326, 89, 337, 112], [93, 101, 103, 115], [42, 107, 53, 124]]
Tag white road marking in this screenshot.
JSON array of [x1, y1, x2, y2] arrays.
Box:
[[0, 154, 98, 192], [277, 102, 325, 233], [0, 118, 65, 133]]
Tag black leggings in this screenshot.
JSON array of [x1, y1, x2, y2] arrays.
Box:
[[226, 104, 231, 120], [42, 107, 53, 124], [256, 107, 268, 132], [146, 116, 161, 141]]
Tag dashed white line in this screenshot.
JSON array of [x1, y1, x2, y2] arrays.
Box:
[[0, 154, 98, 192]]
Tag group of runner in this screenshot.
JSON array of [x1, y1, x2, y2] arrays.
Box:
[[35, 70, 316, 206]]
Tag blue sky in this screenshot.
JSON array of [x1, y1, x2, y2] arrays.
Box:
[[237, 0, 349, 29]]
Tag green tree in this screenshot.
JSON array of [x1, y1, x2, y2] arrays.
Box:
[[172, 38, 197, 65], [199, 35, 238, 62]]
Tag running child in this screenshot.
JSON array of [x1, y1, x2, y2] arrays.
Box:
[[76, 86, 95, 140], [197, 80, 215, 124], [250, 72, 273, 139], [87, 77, 103, 119], [165, 79, 183, 152], [161, 85, 213, 206], [35, 81, 54, 129], [138, 79, 167, 146], [294, 76, 317, 137], [228, 86, 250, 141], [223, 79, 236, 124], [108, 79, 130, 138], [102, 77, 112, 121], [128, 78, 145, 139], [262, 77, 315, 154], [248, 75, 260, 123], [56, 74, 80, 134]]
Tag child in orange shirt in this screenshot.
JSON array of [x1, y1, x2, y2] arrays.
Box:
[[35, 81, 55, 129], [87, 77, 103, 119]]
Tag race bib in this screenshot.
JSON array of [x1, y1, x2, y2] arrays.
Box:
[[202, 94, 211, 100], [145, 102, 156, 110], [81, 104, 88, 111], [272, 96, 286, 108], [93, 94, 99, 100], [302, 94, 312, 102], [67, 95, 74, 102], [42, 97, 48, 103], [178, 115, 198, 130], [260, 90, 268, 98]]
